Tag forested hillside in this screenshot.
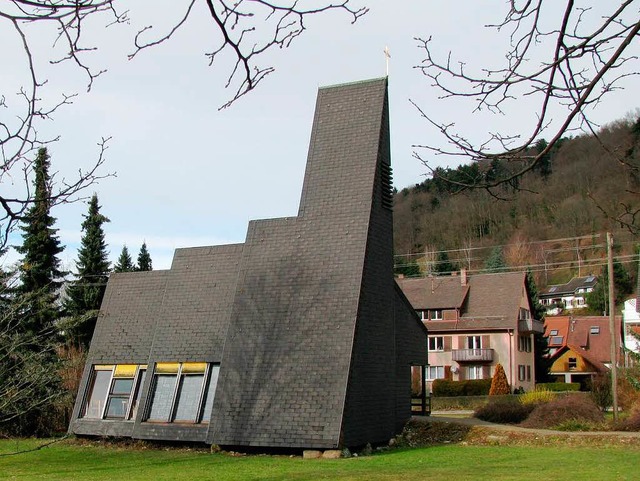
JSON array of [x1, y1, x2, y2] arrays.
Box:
[[393, 115, 640, 287]]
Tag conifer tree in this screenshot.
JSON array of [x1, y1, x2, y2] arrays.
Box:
[[15, 147, 65, 336], [489, 363, 510, 395], [64, 194, 110, 347], [136, 242, 153, 271], [484, 247, 506, 273], [113, 246, 135, 273], [433, 249, 456, 276]]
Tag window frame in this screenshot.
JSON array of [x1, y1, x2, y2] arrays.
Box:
[[431, 309, 443, 320], [467, 365, 483, 380], [428, 336, 445, 352], [467, 335, 482, 350], [426, 365, 445, 380], [82, 364, 147, 421], [144, 362, 219, 425]]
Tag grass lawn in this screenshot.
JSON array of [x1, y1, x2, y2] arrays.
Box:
[[1, 438, 639, 481]]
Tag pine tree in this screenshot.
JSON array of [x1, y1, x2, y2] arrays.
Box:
[[489, 363, 510, 395], [15, 147, 65, 336], [113, 246, 135, 273], [484, 247, 506, 273], [433, 249, 456, 276], [136, 242, 153, 271], [527, 271, 552, 383], [64, 194, 110, 347]]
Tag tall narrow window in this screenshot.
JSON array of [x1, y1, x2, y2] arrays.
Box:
[[129, 369, 147, 420], [147, 363, 180, 422], [83, 366, 113, 418]]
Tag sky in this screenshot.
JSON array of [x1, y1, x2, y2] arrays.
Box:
[[1, 1, 638, 270]]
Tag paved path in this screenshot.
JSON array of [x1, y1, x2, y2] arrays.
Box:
[[417, 413, 640, 438]]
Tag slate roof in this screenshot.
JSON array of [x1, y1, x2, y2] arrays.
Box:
[[397, 271, 530, 330], [540, 276, 598, 298]]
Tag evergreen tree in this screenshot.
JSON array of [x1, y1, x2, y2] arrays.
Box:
[[15, 147, 65, 336], [489, 363, 510, 395], [395, 257, 421, 277], [433, 249, 456, 276], [64, 194, 110, 347], [527, 271, 552, 383], [587, 262, 633, 315], [136, 242, 153, 271], [113, 246, 135, 273], [484, 247, 506, 273]]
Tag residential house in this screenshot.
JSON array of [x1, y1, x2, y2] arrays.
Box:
[[397, 271, 543, 393], [544, 316, 622, 389], [68, 78, 428, 450], [621, 297, 640, 364], [539, 276, 598, 315]]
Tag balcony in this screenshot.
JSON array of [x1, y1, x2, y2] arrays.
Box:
[[452, 348, 494, 363], [518, 318, 545, 334]]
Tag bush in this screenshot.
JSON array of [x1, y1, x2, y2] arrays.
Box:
[[589, 373, 612, 412], [519, 388, 555, 406], [536, 382, 580, 392], [615, 408, 640, 432], [489, 364, 510, 396], [474, 397, 535, 424], [521, 394, 604, 429], [432, 379, 492, 397]]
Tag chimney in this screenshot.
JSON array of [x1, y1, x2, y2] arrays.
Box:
[[460, 268, 467, 286]]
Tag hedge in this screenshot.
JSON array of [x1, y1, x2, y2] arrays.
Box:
[[432, 379, 492, 397], [536, 382, 580, 392]]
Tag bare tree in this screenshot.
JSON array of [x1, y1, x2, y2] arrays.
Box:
[[0, 1, 367, 248], [412, 1, 640, 194]]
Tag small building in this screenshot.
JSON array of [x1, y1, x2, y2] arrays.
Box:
[[539, 276, 598, 315], [69, 78, 428, 450], [397, 271, 543, 392], [544, 315, 622, 388]]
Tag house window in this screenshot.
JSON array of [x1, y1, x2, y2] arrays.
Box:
[[467, 336, 482, 349], [146, 362, 219, 424], [549, 330, 558, 336], [526, 365, 531, 382], [427, 366, 445, 380], [518, 335, 532, 352], [431, 309, 443, 320], [519, 308, 531, 320], [518, 365, 526, 381], [551, 336, 564, 345], [428, 336, 444, 352], [467, 365, 483, 380], [568, 357, 577, 370], [590, 326, 600, 335], [82, 364, 147, 420]]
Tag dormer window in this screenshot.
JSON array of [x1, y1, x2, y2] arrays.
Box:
[[431, 309, 443, 320]]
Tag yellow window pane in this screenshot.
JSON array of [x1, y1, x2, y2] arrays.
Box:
[[94, 365, 115, 371], [181, 362, 207, 374], [139, 365, 148, 370], [155, 362, 180, 374], [114, 364, 137, 377]]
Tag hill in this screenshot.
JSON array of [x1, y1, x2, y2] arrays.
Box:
[[393, 115, 640, 287]]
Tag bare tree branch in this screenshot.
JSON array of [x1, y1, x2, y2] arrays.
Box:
[[0, 1, 366, 248], [413, 1, 640, 193]]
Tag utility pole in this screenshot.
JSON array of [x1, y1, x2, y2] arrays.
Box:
[[607, 232, 619, 421]]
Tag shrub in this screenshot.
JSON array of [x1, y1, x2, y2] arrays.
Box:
[[521, 394, 604, 429], [615, 408, 640, 432], [432, 379, 491, 397], [489, 364, 510, 396], [589, 373, 612, 412], [519, 388, 555, 406], [474, 397, 535, 424], [536, 382, 580, 392]]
